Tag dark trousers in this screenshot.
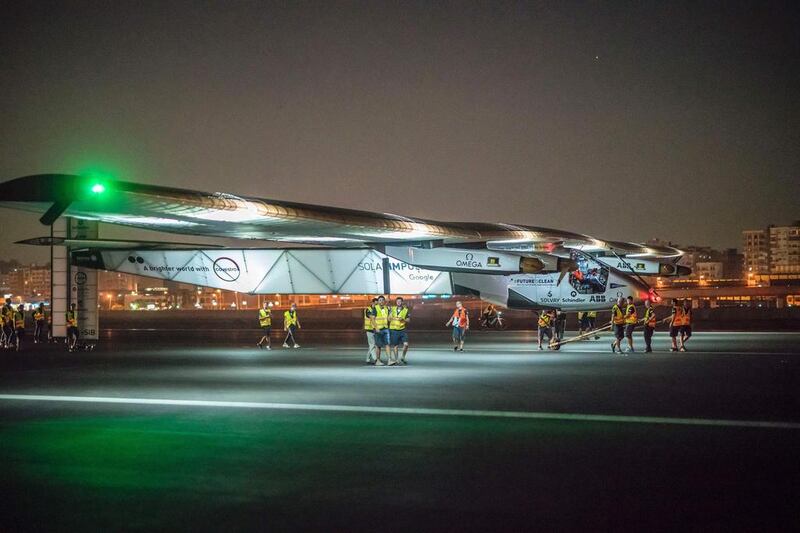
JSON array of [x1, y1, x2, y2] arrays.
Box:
[[34, 321, 45, 342], [644, 326, 654, 351]]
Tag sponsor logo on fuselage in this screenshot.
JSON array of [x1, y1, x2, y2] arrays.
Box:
[[213, 257, 241, 282], [456, 252, 483, 268], [356, 260, 437, 282]]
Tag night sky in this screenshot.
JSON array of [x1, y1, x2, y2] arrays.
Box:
[[1, 1, 798, 263]]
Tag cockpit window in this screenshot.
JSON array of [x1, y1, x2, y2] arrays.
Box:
[[568, 251, 609, 294]]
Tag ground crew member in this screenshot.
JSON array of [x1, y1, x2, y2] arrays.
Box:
[[536, 310, 553, 350], [33, 303, 46, 344], [643, 299, 657, 353], [680, 300, 693, 352], [577, 311, 588, 336], [364, 297, 378, 364], [257, 301, 272, 350], [372, 295, 390, 365], [389, 296, 411, 365], [282, 303, 301, 348], [669, 299, 685, 352], [587, 311, 599, 339], [610, 297, 626, 354], [445, 301, 469, 352], [66, 303, 79, 352], [13, 304, 25, 351], [624, 295, 637, 353], [554, 310, 567, 342], [0, 303, 10, 348]]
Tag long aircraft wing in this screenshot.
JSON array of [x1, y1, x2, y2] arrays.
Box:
[[0, 174, 682, 260]]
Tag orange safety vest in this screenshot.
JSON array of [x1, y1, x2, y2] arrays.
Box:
[[683, 307, 692, 325], [452, 308, 467, 327], [671, 307, 685, 327], [611, 304, 625, 325]]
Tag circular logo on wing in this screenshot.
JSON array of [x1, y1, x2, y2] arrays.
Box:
[[212, 257, 241, 282]]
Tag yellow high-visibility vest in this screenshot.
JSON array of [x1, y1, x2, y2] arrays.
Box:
[[66, 310, 77, 327], [258, 308, 271, 327], [389, 306, 409, 330], [644, 308, 657, 327], [373, 305, 389, 329], [587, 311, 597, 318], [625, 304, 638, 325], [363, 307, 375, 330], [611, 305, 625, 325], [284, 310, 298, 327], [14, 311, 24, 329], [538, 313, 551, 328]]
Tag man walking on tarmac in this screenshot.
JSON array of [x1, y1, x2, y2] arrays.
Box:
[[623, 295, 638, 353], [372, 296, 390, 365], [610, 297, 626, 354], [33, 303, 46, 344], [13, 304, 25, 351], [282, 303, 301, 348], [587, 311, 600, 339], [445, 300, 469, 352], [0, 303, 11, 349], [669, 299, 685, 352], [642, 299, 657, 353], [536, 309, 553, 350], [66, 303, 79, 352], [363, 297, 378, 364], [388, 296, 411, 365], [257, 301, 272, 350], [680, 300, 693, 351]]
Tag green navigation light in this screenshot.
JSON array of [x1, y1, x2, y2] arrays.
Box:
[[91, 183, 106, 194]]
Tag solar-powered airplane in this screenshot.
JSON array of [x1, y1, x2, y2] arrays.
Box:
[[0, 174, 689, 310]]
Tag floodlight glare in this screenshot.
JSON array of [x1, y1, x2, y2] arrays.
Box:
[[91, 183, 106, 194]]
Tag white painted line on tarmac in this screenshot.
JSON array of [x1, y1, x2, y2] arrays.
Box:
[[1, 394, 799, 430]]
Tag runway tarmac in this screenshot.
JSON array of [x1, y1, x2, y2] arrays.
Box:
[[1, 331, 799, 531]]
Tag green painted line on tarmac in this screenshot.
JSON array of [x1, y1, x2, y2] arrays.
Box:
[[1, 394, 799, 430]]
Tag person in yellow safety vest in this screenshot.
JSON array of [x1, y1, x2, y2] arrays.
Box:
[[642, 299, 657, 353], [66, 303, 79, 352], [587, 311, 600, 339], [11, 304, 25, 351], [363, 297, 379, 364], [256, 301, 272, 350], [33, 303, 46, 344], [622, 295, 638, 353], [0, 303, 10, 349], [282, 303, 301, 348], [372, 295, 391, 365], [445, 300, 469, 352], [680, 300, 693, 352], [669, 299, 686, 352], [536, 309, 553, 350], [577, 311, 588, 337], [388, 296, 411, 365], [610, 297, 627, 354]]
